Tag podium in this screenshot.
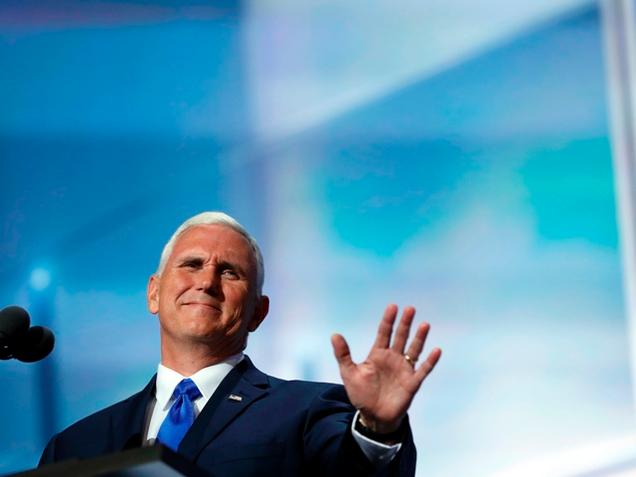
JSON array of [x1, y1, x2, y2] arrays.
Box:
[[6, 446, 214, 477]]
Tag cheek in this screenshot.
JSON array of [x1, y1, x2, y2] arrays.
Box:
[[225, 289, 252, 323], [226, 302, 245, 326], [159, 275, 192, 309]]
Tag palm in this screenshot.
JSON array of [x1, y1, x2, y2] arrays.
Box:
[[331, 305, 441, 433]]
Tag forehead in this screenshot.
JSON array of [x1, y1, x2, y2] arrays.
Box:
[[169, 224, 255, 265]]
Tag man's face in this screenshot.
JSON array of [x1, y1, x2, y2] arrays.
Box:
[[147, 224, 268, 357]]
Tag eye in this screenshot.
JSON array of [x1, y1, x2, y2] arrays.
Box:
[[181, 258, 203, 269], [221, 268, 239, 279]]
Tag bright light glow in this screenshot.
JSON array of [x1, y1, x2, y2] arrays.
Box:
[[243, 0, 592, 140], [29, 268, 51, 291], [491, 433, 636, 477]]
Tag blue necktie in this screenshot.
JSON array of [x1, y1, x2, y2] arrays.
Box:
[[157, 378, 202, 451]]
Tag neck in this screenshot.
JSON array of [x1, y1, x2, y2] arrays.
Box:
[[160, 337, 243, 376]]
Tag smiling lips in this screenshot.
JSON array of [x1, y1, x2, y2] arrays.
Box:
[[182, 301, 221, 311]]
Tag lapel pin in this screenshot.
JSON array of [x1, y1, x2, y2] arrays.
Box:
[[228, 394, 243, 402]]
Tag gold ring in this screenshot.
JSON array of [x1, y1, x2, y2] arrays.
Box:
[[404, 354, 416, 367]]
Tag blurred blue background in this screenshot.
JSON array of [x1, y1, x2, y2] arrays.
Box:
[[1, 1, 635, 476]]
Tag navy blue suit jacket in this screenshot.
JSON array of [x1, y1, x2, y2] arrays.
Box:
[[39, 357, 416, 476]]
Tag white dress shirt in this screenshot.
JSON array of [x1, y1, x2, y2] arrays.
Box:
[[144, 353, 400, 464], [144, 353, 243, 443]]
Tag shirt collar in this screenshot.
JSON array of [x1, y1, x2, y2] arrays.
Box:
[[155, 353, 244, 410]]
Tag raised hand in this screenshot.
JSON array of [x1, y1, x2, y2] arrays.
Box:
[[331, 304, 442, 434]]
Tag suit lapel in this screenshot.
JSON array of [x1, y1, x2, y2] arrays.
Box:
[[178, 356, 269, 461], [110, 375, 156, 451]]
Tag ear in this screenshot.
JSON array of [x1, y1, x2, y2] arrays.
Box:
[[147, 274, 160, 315], [248, 295, 269, 332]]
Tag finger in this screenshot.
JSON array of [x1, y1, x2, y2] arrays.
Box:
[[391, 306, 415, 354], [405, 322, 430, 362], [373, 304, 398, 349], [414, 347, 442, 383], [331, 334, 356, 374]]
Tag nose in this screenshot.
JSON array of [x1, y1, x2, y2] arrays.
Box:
[[197, 266, 221, 296]]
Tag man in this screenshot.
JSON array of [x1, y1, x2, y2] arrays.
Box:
[[39, 212, 441, 476]]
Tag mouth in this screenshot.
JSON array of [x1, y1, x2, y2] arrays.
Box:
[[183, 302, 221, 312]]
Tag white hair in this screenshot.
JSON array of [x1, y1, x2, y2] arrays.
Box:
[[156, 212, 265, 295]]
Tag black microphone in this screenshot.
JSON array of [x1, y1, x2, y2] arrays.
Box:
[[0, 306, 55, 362], [0, 306, 30, 359], [14, 326, 55, 362]]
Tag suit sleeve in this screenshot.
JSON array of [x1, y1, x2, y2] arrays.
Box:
[[303, 385, 416, 477], [38, 435, 58, 467]]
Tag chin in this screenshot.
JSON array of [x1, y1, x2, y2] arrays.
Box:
[[182, 323, 220, 338]]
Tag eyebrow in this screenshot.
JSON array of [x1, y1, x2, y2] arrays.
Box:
[[175, 255, 248, 277], [177, 255, 205, 265]]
